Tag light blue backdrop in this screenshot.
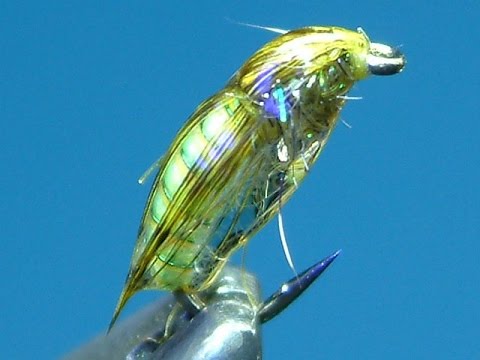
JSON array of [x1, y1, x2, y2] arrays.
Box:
[[2, 1, 479, 359]]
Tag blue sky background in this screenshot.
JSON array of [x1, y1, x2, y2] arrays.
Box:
[[2, 1, 479, 359]]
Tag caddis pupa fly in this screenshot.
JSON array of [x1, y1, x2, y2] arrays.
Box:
[[109, 26, 405, 329]]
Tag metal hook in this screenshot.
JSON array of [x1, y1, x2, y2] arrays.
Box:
[[368, 43, 406, 75], [258, 250, 341, 324]]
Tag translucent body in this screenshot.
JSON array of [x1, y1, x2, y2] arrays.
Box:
[[110, 26, 398, 327]]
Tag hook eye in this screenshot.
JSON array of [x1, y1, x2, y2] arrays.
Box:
[[368, 43, 406, 75]]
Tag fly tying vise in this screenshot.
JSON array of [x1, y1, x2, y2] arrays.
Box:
[[109, 26, 405, 329]]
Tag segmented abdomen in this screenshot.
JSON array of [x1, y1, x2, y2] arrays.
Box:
[[130, 88, 266, 291]]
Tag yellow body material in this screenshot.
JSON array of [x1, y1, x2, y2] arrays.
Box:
[[109, 26, 391, 328]]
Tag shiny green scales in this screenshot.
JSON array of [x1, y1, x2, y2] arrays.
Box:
[[110, 26, 405, 329]]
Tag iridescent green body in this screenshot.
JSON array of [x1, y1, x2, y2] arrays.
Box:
[[110, 26, 404, 327]]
